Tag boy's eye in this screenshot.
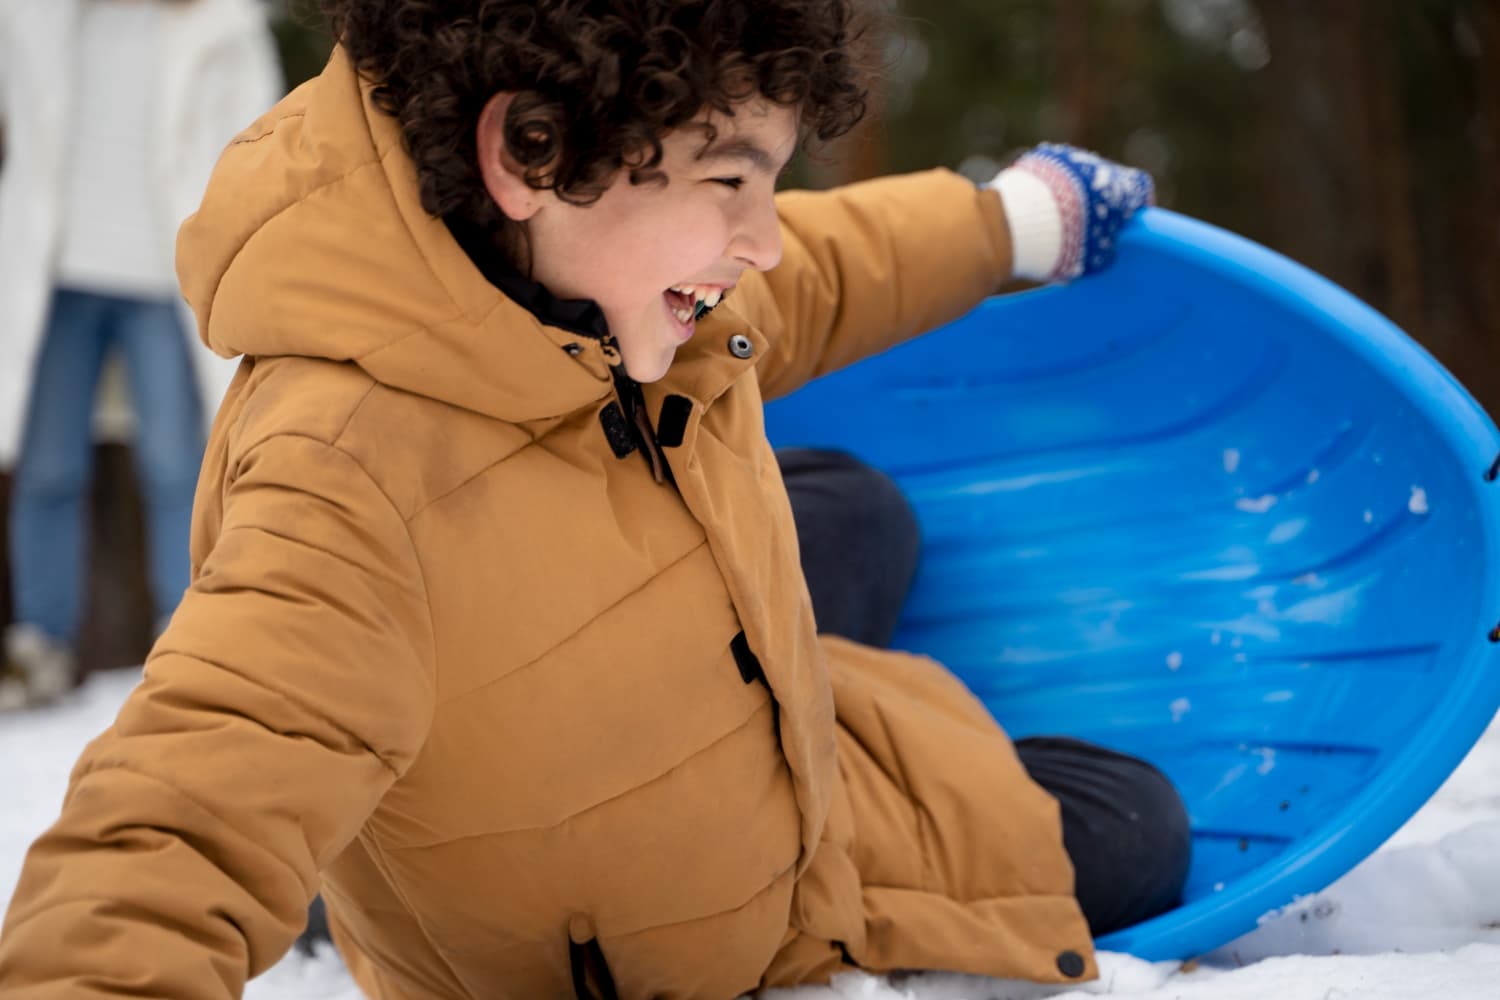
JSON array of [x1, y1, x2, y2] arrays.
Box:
[[712, 177, 745, 190]]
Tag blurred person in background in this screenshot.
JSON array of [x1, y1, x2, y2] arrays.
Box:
[[0, 0, 282, 710]]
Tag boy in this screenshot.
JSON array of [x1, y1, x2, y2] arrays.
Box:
[[0, 2, 1186, 997]]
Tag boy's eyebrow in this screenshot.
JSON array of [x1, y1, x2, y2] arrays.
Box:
[[696, 136, 787, 174]]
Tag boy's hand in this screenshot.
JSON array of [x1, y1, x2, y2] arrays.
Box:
[[986, 143, 1155, 283]]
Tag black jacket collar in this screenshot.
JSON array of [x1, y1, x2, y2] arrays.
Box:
[[445, 215, 610, 341]]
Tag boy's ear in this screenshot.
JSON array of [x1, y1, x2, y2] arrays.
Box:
[[476, 92, 542, 222]]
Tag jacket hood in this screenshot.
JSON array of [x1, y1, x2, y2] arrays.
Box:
[[176, 47, 618, 424]]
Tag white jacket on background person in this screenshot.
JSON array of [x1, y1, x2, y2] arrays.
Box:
[[0, 0, 283, 467]]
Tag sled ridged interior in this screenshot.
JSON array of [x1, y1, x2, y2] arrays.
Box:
[[763, 208, 1500, 960]]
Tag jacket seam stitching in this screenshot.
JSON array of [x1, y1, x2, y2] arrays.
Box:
[[405, 434, 539, 521], [349, 308, 471, 371], [330, 379, 380, 447], [314, 363, 557, 522], [389, 698, 779, 847], [254, 152, 381, 228], [871, 699, 941, 894], [65, 757, 328, 881], [215, 522, 423, 599], [639, 861, 798, 929], [224, 421, 437, 774], [204, 158, 387, 337], [0, 890, 268, 952], [328, 393, 441, 741], [226, 370, 376, 465], [584, 861, 799, 943], [229, 110, 305, 147], [212, 140, 470, 354], [228, 413, 435, 746], [433, 538, 710, 709], [351, 140, 492, 344], [346, 835, 471, 995], [145, 648, 404, 780]]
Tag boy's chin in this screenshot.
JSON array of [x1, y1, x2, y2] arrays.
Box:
[[627, 357, 674, 383], [619, 345, 676, 384]]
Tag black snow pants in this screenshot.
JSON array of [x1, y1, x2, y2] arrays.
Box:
[[780, 447, 1191, 936]]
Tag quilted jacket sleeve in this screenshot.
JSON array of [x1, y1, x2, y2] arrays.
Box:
[[0, 434, 436, 999], [742, 168, 1018, 401]]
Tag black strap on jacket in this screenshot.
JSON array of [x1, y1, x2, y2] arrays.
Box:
[[568, 937, 620, 1000], [445, 216, 610, 340]]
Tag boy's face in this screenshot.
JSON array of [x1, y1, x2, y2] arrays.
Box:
[[522, 101, 797, 382]]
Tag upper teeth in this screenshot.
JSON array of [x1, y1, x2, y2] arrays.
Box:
[[670, 284, 724, 312]]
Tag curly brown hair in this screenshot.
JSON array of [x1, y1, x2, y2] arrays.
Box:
[[319, 0, 873, 228]]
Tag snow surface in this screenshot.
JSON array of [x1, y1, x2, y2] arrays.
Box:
[[5, 667, 1500, 999]]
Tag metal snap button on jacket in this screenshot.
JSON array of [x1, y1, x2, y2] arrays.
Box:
[[727, 333, 754, 359]]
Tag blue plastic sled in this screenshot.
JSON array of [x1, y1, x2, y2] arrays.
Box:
[[763, 207, 1500, 960]]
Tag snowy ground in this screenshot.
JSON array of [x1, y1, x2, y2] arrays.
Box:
[[4, 667, 1500, 998]]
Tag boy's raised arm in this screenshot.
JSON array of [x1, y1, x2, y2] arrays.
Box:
[[744, 146, 1153, 401], [744, 167, 1015, 401], [0, 433, 436, 999]]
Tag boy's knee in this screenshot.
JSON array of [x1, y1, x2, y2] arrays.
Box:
[[1018, 737, 1191, 934], [1095, 753, 1192, 931], [777, 447, 871, 483], [1129, 756, 1192, 880], [779, 448, 918, 546]]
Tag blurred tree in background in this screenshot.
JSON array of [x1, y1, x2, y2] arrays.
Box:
[[12, 0, 1495, 674], [267, 0, 1498, 410]]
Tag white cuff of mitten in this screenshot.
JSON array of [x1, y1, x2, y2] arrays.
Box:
[[987, 168, 1064, 283]]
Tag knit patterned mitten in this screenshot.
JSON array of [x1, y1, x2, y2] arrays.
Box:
[[987, 143, 1156, 283]]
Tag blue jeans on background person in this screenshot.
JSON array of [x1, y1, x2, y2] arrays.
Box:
[[9, 287, 204, 646]]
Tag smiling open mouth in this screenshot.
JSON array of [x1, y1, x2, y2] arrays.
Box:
[[666, 284, 727, 324]]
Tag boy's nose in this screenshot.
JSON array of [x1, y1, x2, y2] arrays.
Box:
[[730, 197, 784, 272]]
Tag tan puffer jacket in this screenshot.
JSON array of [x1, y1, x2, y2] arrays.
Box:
[[0, 48, 1094, 999]]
